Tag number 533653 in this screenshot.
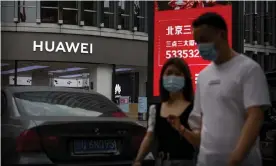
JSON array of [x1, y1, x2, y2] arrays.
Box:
[[165, 49, 200, 59]]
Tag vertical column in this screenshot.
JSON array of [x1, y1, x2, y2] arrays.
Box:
[[129, 1, 134, 31], [36, 0, 41, 23], [260, 1, 265, 46], [249, 1, 254, 44], [139, 68, 147, 97], [77, 1, 82, 26], [14, 0, 19, 22], [96, 1, 102, 27], [144, 2, 148, 33], [48, 72, 54, 87], [82, 73, 89, 89], [89, 65, 113, 100], [232, 1, 244, 53], [32, 70, 50, 86], [113, 1, 119, 29], [272, 2, 276, 47]]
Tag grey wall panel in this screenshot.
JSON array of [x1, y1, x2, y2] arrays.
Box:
[[1, 32, 148, 66]]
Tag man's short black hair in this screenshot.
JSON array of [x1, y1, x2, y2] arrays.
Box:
[[192, 12, 228, 32]]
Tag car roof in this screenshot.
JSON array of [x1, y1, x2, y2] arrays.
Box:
[[3, 86, 99, 95]]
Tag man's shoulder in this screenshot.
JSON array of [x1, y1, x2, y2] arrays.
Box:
[[198, 63, 213, 76], [237, 54, 262, 74], [238, 54, 260, 67]]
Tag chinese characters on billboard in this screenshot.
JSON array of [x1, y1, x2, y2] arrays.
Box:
[[153, 0, 232, 96]]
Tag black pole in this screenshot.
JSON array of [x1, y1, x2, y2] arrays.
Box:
[[146, 1, 155, 105], [111, 64, 116, 103], [232, 1, 244, 53]]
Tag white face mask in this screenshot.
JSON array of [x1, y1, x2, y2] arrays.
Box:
[[162, 76, 185, 92], [197, 43, 218, 61]]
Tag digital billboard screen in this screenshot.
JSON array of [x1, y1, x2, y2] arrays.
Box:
[[153, 0, 233, 96]]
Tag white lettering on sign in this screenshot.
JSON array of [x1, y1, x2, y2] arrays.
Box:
[[166, 25, 192, 36], [115, 84, 122, 95], [33, 41, 93, 54], [165, 49, 200, 59], [165, 40, 196, 47]]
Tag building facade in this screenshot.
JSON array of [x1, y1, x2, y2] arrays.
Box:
[[1, 1, 148, 101], [243, 1, 276, 73], [1, 1, 276, 101]]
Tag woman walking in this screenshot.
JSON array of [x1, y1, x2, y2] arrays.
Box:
[[133, 58, 200, 166]]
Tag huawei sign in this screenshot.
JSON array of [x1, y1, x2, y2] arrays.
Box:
[[33, 41, 93, 54]]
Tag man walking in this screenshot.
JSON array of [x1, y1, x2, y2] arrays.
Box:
[[190, 12, 271, 166]]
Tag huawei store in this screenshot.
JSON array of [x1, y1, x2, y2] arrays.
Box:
[[1, 32, 148, 102]]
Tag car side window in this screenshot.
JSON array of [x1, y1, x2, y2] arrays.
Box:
[[1, 91, 7, 115]]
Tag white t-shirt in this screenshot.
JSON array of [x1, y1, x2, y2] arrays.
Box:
[[191, 54, 271, 166]]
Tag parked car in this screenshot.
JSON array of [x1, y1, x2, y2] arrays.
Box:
[[1, 86, 146, 165]]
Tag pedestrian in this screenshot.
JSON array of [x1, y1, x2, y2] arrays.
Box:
[[133, 58, 199, 166], [186, 12, 271, 166]]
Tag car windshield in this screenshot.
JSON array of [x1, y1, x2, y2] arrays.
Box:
[[13, 91, 122, 117]]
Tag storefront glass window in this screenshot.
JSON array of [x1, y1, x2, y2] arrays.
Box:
[[118, 1, 130, 30], [134, 1, 146, 32], [61, 1, 78, 25], [102, 0, 115, 28], [16, 61, 95, 88], [41, 1, 58, 23], [18, 1, 36, 23], [83, 1, 97, 26], [1, 60, 16, 87], [1, 1, 15, 22]]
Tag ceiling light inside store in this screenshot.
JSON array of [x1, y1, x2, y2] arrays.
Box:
[[50, 67, 87, 73], [115, 68, 133, 72], [59, 73, 90, 78], [1, 63, 9, 67], [1, 65, 49, 75]]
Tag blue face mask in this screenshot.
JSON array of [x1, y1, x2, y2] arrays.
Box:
[[163, 76, 185, 92], [197, 43, 218, 61]]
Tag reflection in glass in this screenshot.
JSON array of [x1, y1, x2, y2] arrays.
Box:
[[15, 61, 96, 88], [1, 6, 14, 22], [61, 1, 78, 25], [14, 91, 122, 117], [83, 1, 97, 26], [102, 0, 114, 28], [118, 1, 130, 30], [41, 8, 58, 23], [62, 1, 77, 8], [41, 1, 58, 23], [18, 0, 36, 23], [134, 1, 146, 32], [1, 1, 15, 22], [19, 7, 36, 23], [63, 9, 78, 25]]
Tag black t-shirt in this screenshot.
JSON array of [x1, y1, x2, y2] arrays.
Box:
[[154, 103, 195, 160]]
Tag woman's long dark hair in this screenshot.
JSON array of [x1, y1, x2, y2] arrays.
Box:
[[160, 58, 194, 102]]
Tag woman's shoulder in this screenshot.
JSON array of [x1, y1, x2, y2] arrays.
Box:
[[180, 102, 194, 117]]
